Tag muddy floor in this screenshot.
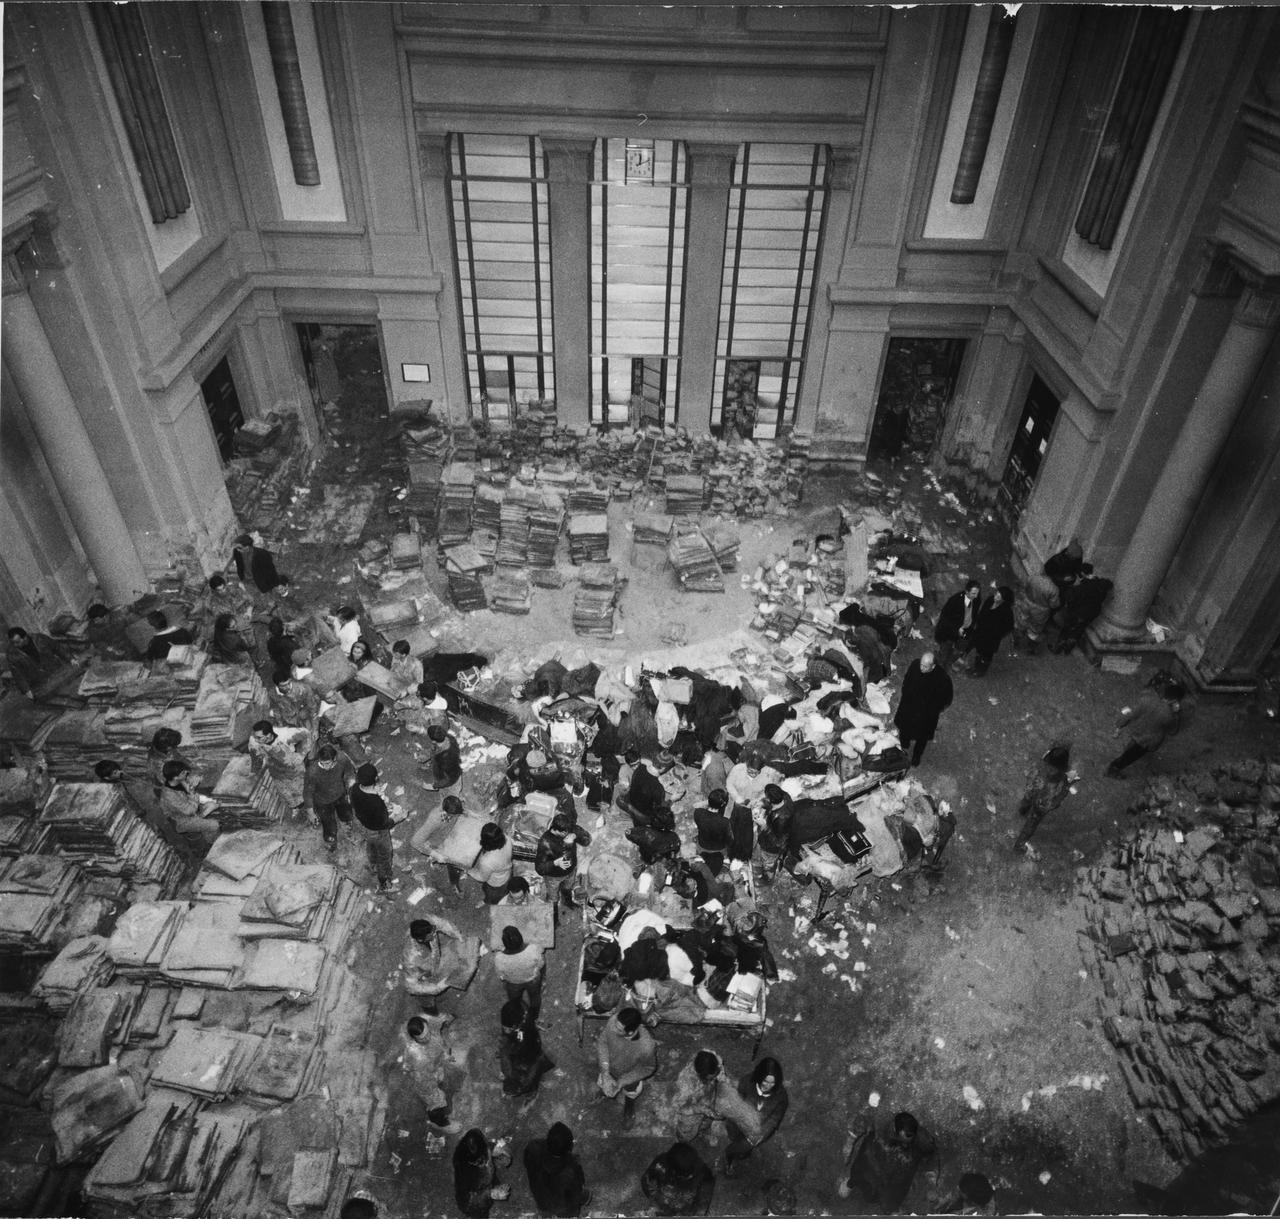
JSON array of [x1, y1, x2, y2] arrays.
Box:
[[257, 383, 1279, 1217]]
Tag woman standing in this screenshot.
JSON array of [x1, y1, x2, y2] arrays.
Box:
[[469, 822, 513, 904], [724, 1057, 789, 1175], [498, 999, 555, 1098], [967, 587, 1015, 676], [453, 1129, 511, 1218]]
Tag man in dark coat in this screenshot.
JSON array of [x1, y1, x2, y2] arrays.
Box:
[[535, 812, 590, 906], [231, 533, 284, 594], [1051, 576, 1113, 654], [640, 1141, 715, 1215], [893, 651, 954, 767], [1043, 539, 1092, 598], [934, 581, 980, 667], [523, 1121, 590, 1217], [966, 587, 1015, 676]]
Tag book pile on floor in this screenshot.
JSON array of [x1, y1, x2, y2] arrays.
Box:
[[40, 709, 111, 780], [634, 511, 674, 547], [107, 900, 187, 979], [664, 473, 705, 516], [190, 665, 266, 763], [0, 854, 90, 951], [439, 462, 477, 544], [37, 783, 186, 890], [567, 513, 610, 564], [568, 478, 609, 513], [80, 1090, 248, 1218], [366, 596, 420, 638], [451, 424, 479, 463], [78, 661, 149, 702], [497, 484, 532, 567], [58, 987, 141, 1069], [0, 766, 48, 854], [491, 572, 533, 615], [702, 521, 741, 572], [527, 490, 564, 567], [389, 530, 422, 571], [442, 544, 489, 611], [404, 459, 444, 527], [473, 481, 505, 534], [668, 529, 725, 592], [572, 564, 620, 638], [33, 935, 115, 1012], [207, 756, 291, 829]]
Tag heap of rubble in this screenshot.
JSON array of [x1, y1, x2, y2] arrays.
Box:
[[1078, 761, 1280, 1162]]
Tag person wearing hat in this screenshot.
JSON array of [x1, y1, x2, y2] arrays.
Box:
[[535, 812, 591, 908], [620, 750, 675, 830], [640, 1140, 715, 1215], [1013, 743, 1072, 850], [351, 762, 401, 893]]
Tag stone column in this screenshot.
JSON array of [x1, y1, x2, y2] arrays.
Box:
[[2, 248, 149, 603], [794, 144, 860, 435], [678, 142, 738, 430], [1099, 279, 1280, 639], [543, 137, 595, 429]]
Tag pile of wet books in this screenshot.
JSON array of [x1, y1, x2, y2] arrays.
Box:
[[527, 491, 564, 567], [667, 530, 724, 592], [442, 544, 488, 612], [633, 511, 674, 547], [702, 521, 741, 572], [207, 756, 291, 829], [567, 514, 610, 564], [37, 782, 185, 889], [572, 565, 620, 638], [491, 572, 533, 615], [473, 481, 505, 534], [497, 486, 532, 567], [568, 479, 609, 514], [664, 473, 705, 517], [389, 530, 422, 571], [0, 854, 88, 950], [404, 459, 443, 525], [439, 462, 477, 545]]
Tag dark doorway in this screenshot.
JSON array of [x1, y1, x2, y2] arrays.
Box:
[[295, 322, 386, 417], [999, 374, 1061, 521], [869, 337, 968, 460], [200, 355, 244, 464]]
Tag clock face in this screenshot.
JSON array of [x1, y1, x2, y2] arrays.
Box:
[[625, 143, 654, 184]]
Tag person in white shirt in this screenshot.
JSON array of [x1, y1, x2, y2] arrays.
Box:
[[492, 925, 545, 1016]]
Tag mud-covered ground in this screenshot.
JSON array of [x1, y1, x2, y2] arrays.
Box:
[[262, 377, 1279, 1217]]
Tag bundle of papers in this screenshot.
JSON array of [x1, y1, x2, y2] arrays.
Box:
[[107, 900, 187, 976], [572, 565, 620, 639], [0, 854, 86, 949], [439, 462, 477, 544], [443, 544, 488, 612], [634, 511, 674, 547]]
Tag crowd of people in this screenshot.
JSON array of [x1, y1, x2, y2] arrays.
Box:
[[1, 523, 1200, 1217]]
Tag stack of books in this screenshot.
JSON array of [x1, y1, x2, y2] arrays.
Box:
[[567, 514, 610, 565]]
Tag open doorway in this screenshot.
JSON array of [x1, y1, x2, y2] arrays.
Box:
[[295, 322, 386, 419], [200, 355, 244, 464], [868, 337, 968, 460], [998, 373, 1061, 524]]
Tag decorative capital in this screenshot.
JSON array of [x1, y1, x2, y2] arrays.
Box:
[[2, 251, 26, 296], [1234, 282, 1280, 331], [417, 131, 451, 180], [826, 143, 861, 192]]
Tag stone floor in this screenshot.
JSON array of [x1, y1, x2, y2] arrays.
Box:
[[254, 384, 1280, 1217]]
